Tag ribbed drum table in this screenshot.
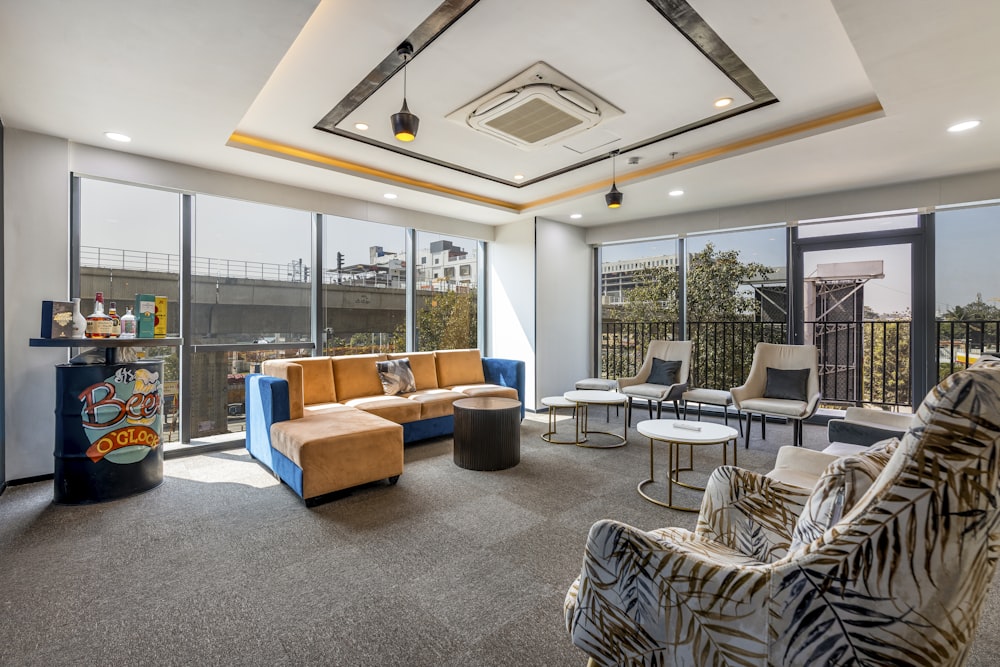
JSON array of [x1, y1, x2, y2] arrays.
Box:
[[452, 397, 522, 471]]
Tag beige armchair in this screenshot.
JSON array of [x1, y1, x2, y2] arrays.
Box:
[[618, 340, 692, 427], [566, 358, 1000, 666], [731, 342, 821, 448]]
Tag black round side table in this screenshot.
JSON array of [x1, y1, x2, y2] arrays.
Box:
[[452, 397, 521, 471]]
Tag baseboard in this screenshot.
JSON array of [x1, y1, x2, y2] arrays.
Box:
[[7, 473, 54, 486]]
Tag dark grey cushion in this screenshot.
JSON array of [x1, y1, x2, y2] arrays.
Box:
[[647, 358, 682, 386], [763, 367, 810, 401], [376, 358, 417, 395]]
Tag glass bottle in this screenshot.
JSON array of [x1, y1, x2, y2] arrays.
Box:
[[119, 307, 137, 339], [108, 301, 121, 338], [85, 292, 113, 339]]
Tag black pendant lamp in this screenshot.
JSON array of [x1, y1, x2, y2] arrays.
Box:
[[605, 149, 623, 208], [391, 43, 419, 142]]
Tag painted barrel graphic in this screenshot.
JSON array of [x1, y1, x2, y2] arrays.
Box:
[[54, 360, 164, 504]]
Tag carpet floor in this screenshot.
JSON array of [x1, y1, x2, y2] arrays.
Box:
[[1, 409, 998, 666]]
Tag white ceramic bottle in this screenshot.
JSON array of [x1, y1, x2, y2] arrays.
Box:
[[71, 298, 87, 338]]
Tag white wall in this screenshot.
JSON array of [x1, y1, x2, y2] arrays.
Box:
[[534, 218, 592, 408], [585, 167, 1000, 245], [4, 130, 71, 479], [488, 218, 537, 408]]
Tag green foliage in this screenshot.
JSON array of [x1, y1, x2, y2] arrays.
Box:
[[618, 243, 771, 324], [404, 289, 478, 352], [942, 293, 1000, 321]]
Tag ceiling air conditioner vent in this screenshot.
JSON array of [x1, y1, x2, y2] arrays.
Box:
[[447, 62, 623, 151]]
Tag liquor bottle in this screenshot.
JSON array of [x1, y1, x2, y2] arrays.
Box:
[[85, 292, 114, 339], [108, 301, 121, 338], [119, 307, 137, 338]]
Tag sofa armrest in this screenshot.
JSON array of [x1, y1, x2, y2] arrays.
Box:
[[245, 374, 291, 470], [482, 356, 526, 418], [827, 419, 906, 448]]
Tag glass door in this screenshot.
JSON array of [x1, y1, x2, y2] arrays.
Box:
[[799, 243, 912, 408]]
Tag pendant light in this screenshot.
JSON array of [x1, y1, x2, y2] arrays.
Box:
[[605, 149, 623, 208], [391, 42, 419, 142]]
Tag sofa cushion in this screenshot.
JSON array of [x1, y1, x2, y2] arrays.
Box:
[[269, 406, 403, 500], [452, 384, 519, 401], [388, 351, 438, 389], [435, 349, 485, 387], [343, 394, 422, 424], [331, 353, 387, 401], [294, 357, 336, 405], [403, 388, 467, 419], [376, 358, 417, 395]]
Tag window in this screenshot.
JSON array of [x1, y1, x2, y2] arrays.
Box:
[[323, 216, 406, 354], [79, 179, 182, 443], [414, 232, 478, 351], [935, 203, 1000, 379], [686, 226, 787, 390], [599, 238, 679, 378]]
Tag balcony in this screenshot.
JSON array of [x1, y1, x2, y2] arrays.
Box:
[[601, 319, 996, 410]]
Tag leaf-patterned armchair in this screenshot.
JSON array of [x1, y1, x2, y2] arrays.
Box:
[[565, 358, 1000, 666]]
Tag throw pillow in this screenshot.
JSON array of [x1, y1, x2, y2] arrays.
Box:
[[647, 358, 682, 386], [763, 367, 810, 401], [789, 438, 899, 553], [376, 358, 416, 396]]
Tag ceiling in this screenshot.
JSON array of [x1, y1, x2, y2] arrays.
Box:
[[1, 0, 997, 228]]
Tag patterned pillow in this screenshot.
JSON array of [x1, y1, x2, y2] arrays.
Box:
[[789, 438, 899, 552], [376, 358, 416, 395]]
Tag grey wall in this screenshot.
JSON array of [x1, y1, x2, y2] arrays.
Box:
[[1, 118, 5, 490]]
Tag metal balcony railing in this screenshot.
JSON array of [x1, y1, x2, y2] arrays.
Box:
[[602, 319, 997, 409]]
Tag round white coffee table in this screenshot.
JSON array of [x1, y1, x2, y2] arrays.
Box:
[[563, 389, 628, 448], [636, 419, 738, 511]]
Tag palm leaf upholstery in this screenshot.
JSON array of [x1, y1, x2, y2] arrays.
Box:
[[565, 358, 1000, 666]]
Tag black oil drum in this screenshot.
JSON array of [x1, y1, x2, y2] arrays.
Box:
[[54, 360, 165, 504]]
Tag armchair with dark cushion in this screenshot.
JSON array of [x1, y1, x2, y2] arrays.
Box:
[[617, 340, 692, 427], [731, 342, 821, 448]]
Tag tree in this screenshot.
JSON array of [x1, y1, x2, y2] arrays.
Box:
[[942, 293, 1000, 322], [392, 288, 478, 351], [607, 244, 774, 386], [618, 243, 771, 323]]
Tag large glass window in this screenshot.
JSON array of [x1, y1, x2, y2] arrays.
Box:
[[323, 216, 406, 355], [192, 196, 312, 344], [935, 203, 1000, 380], [686, 226, 787, 390], [599, 238, 679, 379], [414, 232, 478, 351], [79, 179, 182, 443]]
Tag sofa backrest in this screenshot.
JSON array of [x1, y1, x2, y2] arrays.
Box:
[[434, 348, 485, 387], [331, 353, 388, 401], [387, 351, 438, 390]]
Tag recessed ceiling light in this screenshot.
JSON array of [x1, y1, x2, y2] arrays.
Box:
[[570, 213, 582, 220], [383, 193, 398, 200], [669, 189, 684, 197], [513, 173, 525, 180], [104, 132, 131, 143], [714, 97, 733, 108], [354, 122, 369, 131], [947, 120, 980, 133]]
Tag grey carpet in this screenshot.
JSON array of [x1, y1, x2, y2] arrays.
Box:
[[1, 410, 998, 666]]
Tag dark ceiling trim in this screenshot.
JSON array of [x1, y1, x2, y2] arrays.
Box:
[[314, 0, 777, 188]]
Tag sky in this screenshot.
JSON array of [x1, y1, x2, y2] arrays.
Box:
[[79, 179, 476, 274], [81, 178, 998, 315]]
